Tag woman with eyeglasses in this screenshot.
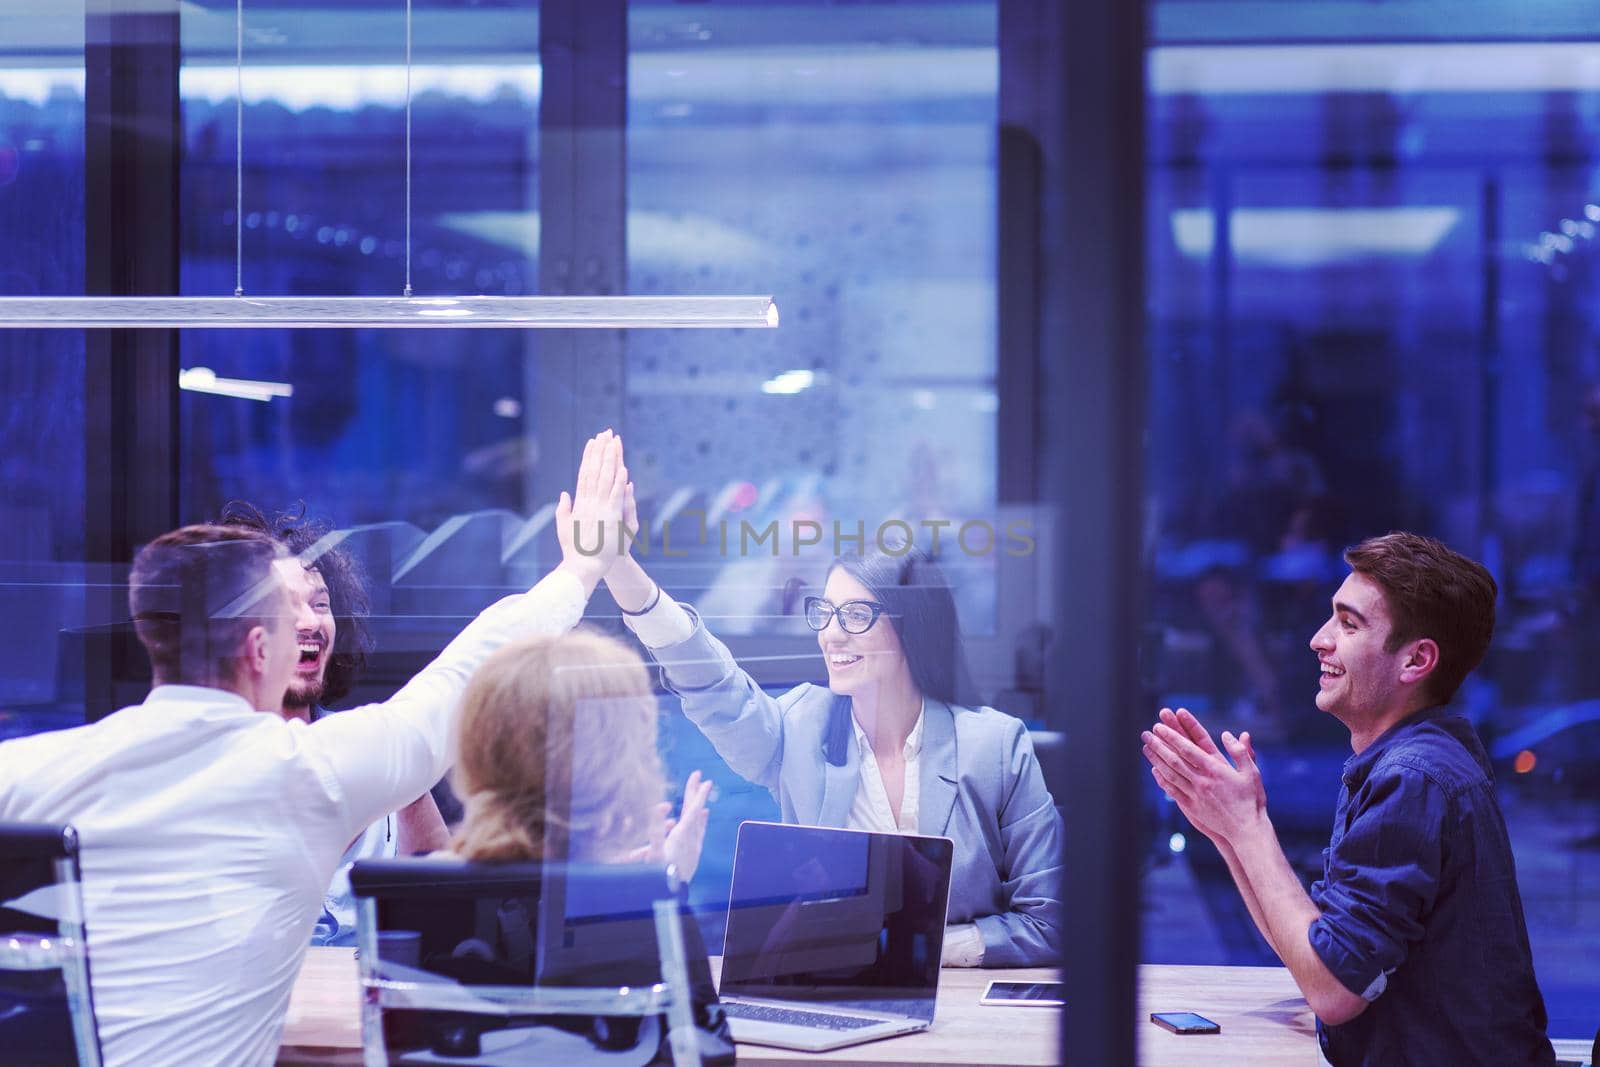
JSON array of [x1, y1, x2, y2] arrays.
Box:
[[603, 476, 1062, 968]]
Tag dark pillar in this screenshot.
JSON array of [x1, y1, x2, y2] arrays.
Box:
[[531, 0, 628, 530], [83, 2, 182, 715], [1007, 0, 1149, 1061]]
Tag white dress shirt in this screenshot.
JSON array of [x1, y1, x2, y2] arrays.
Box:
[[0, 569, 586, 1067], [623, 589, 985, 966], [846, 711, 922, 833], [310, 802, 396, 947]]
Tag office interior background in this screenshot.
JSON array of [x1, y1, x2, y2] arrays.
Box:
[[2, 0, 1597, 1057]]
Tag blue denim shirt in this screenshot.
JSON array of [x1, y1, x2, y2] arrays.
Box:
[[1308, 706, 1553, 1066]]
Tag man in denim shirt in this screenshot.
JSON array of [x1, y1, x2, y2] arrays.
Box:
[[1143, 532, 1553, 1066]]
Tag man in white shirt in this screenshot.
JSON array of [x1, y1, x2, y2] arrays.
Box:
[[214, 501, 451, 944], [0, 432, 627, 1067]]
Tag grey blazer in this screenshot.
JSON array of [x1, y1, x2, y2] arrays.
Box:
[[646, 615, 1063, 968]]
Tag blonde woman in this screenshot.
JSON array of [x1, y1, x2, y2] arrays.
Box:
[[423, 630, 729, 1067], [451, 629, 713, 882]]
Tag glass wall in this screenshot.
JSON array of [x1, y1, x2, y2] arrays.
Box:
[[0, 0, 1026, 957], [625, 1, 1000, 640], [177, 1, 541, 527], [7, 0, 1597, 1057], [0, 6, 85, 736], [1141, 27, 1600, 1039], [623, 0, 1006, 927]]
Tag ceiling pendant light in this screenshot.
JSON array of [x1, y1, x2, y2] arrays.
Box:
[[0, 0, 775, 332], [0, 295, 779, 329]]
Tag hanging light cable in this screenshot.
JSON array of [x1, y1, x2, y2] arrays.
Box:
[[403, 0, 413, 299], [234, 0, 244, 297], [0, 0, 777, 331]]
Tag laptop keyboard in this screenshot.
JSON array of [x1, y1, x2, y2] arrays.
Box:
[[723, 1001, 886, 1031]]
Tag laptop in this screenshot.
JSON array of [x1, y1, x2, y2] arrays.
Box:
[[717, 820, 954, 1052]]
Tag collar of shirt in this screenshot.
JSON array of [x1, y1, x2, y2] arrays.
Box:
[[1340, 703, 1450, 789], [139, 684, 258, 717], [850, 700, 927, 760]]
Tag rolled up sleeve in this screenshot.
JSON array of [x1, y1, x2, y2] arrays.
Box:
[[1308, 767, 1446, 1001], [622, 591, 696, 650]]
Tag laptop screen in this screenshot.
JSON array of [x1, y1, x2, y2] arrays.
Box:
[[720, 822, 953, 1020]]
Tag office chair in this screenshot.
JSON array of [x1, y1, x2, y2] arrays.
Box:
[[0, 823, 103, 1067], [350, 857, 730, 1067]]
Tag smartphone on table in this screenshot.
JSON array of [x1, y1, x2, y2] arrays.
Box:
[[1150, 1011, 1221, 1034], [980, 981, 1067, 1007]]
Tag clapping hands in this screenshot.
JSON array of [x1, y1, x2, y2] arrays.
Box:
[[1142, 706, 1268, 846]]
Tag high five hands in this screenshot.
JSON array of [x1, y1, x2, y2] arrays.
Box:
[[1141, 706, 1268, 845], [557, 431, 714, 880], [555, 429, 630, 593]]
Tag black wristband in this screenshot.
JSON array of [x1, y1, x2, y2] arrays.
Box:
[[618, 581, 662, 617]]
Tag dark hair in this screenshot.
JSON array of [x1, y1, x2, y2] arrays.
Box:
[[1343, 531, 1498, 705], [129, 524, 286, 686], [821, 539, 976, 765], [216, 501, 374, 705]]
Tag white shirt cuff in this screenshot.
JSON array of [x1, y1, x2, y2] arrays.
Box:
[[622, 590, 696, 649], [941, 922, 985, 967]]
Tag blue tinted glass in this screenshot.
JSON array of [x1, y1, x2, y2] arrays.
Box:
[[0, 28, 86, 735], [177, 4, 541, 529], [624, 2, 1001, 638], [1142, 23, 1600, 1041]]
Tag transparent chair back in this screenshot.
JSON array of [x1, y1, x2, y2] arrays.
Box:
[[0, 823, 103, 1067], [351, 858, 703, 1067]]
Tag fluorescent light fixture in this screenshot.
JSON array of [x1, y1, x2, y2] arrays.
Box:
[[0, 295, 779, 329], [1170, 207, 1459, 265], [630, 47, 997, 104], [178, 366, 293, 402], [180, 64, 542, 112], [1151, 42, 1600, 96], [437, 210, 770, 266], [760, 369, 816, 395]]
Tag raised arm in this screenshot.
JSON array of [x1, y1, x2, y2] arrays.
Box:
[[395, 790, 450, 855], [313, 430, 629, 836], [605, 479, 793, 791]]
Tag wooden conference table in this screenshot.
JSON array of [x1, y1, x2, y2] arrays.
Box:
[[278, 947, 1324, 1066]]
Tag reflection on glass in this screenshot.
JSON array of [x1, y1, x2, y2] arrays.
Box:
[[178, 1, 545, 530], [350, 860, 717, 1065], [721, 822, 950, 1016], [0, 28, 87, 739], [625, 2, 1002, 640], [1143, 28, 1600, 1040]]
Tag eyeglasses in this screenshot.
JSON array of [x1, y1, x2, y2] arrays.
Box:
[[803, 596, 892, 635]]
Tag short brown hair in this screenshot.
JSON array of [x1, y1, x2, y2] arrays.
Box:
[[451, 630, 666, 864], [128, 525, 287, 687], [1343, 531, 1497, 704]]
